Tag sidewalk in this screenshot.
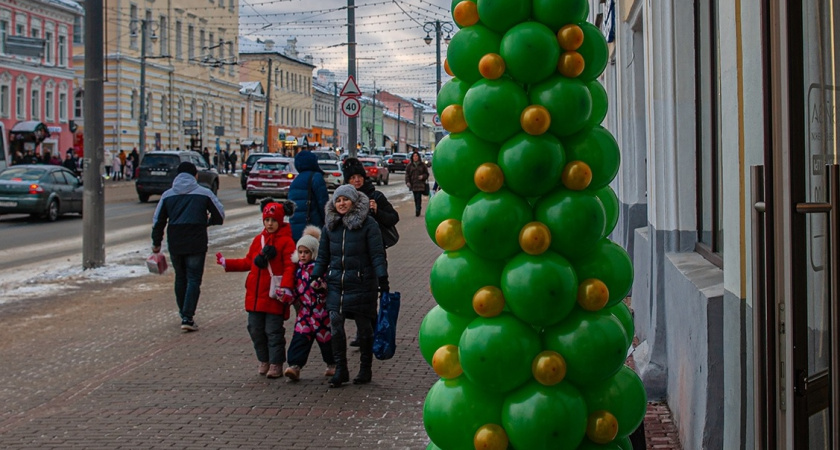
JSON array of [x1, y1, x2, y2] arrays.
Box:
[[0, 197, 680, 449]]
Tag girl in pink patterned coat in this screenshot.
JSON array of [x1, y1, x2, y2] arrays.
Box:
[[283, 225, 336, 381]]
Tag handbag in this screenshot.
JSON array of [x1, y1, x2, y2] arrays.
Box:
[[422, 181, 430, 196], [381, 224, 399, 248], [373, 291, 401, 360], [262, 235, 283, 299], [146, 252, 168, 274]]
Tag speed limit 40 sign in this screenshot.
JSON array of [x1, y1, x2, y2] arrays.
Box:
[[341, 97, 361, 118]]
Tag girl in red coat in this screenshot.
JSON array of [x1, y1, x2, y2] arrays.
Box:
[[216, 199, 296, 379]]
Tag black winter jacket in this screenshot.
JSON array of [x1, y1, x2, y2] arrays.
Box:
[[312, 192, 388, 319], [357, 179, 399, 247], [151, 173, 225, 254]]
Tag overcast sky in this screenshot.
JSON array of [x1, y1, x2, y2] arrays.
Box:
[[239, 0, 454, 102]]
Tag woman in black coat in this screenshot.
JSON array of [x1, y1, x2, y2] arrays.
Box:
[[312, 184, 389, 387], [405, 151, 430, 217]]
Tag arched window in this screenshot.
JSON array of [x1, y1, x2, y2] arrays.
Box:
[[160, 95, 168, 123], [130, 90, 137, 119], [73, 90, 83, 119]]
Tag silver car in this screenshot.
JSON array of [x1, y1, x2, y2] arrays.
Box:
[[319, 161, 343, 190]]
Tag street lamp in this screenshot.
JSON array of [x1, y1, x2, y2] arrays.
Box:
[[260, 59, 279, 152], [129, 19, 161, 163], [423, 20, 453, 144]]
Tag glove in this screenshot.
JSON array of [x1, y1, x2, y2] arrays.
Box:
[[378, 276, 390, 293], [279, 288, 295, 304], [253, 254, 268, 269], [215, 252, 226, 268], [261, 245, 277, 260], [310, 276, 324, 291]]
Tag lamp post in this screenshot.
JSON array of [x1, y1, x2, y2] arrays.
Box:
[[423, 20, 453, 143], [131, 19, 159, 163]]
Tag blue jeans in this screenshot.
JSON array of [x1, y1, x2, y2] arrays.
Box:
[[170, 253, 206, 321], [248, 312, 287, 365]]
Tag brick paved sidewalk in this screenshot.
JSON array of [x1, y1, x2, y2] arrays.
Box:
[[0, 198, 681, 449]]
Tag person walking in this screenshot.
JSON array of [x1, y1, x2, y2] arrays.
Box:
[[104, 150, 113, 179], [62, 151, 78, 175], [118, 150, 127, 179], [311, 185, 389, 388], [216, 199, 296, 379], [151, 162, 225, 332], [287, 150, 330, 241], [111, 152, 122, 180], [405, 151, 430, 217], [229, 151, 238, 176]]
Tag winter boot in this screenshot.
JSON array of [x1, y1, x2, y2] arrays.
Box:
[[329, 335, 350, 388], [353, 337, 373, 384]]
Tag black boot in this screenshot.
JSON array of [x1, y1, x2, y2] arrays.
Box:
[[329, 335, 350, 388], [353, 337, 373, 384]]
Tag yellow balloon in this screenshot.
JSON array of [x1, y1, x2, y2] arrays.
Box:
[[474, 423, 509, 450], [432, 344, 463, 379], [561, 160, 593, 190], [577, 278, 610, 311], [442, 104, 468, 133], [586, 410, 619, 444], [531, 350, 567, 386], [453, 1, 480, 27], [474, 163, 504, 193], [520, 105, 551, 136], [519, 221, 552, 255], [444, 59, 453, 77], [472, 286, 505, 317], [557, 51, 585, 78], [479, 53, 506, 80], [435, 218, 466, 251], [557, 24, 584, 51]]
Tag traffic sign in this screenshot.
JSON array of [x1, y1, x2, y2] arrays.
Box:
[[182, 120, 198, 128], [432, 114, 442, 127], [340, 75, 361, 97], [341, 97, 361, 117]]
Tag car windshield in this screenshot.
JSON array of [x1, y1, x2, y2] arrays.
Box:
[[391, 154, 407, 159], [313, 151, 336, 160], [141, 154, 179, 168], [0, 167, 46, 181], [254, 161, 290, 171], [361, 160, 376, 167], [319, 163, 339, 171], [246, 154, 272, 165]]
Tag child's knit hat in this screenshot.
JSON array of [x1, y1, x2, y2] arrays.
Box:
[[292, 225, 321, 263], [261, 198, 295, 222]]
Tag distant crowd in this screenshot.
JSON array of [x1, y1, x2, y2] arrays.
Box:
[[11, 148, 82, 176]]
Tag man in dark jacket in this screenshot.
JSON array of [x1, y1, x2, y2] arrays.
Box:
[[288, 151, 330, 241], [151, 162, 225, 332]]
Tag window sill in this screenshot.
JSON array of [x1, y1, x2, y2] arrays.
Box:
[[694, 242, 722, 269]]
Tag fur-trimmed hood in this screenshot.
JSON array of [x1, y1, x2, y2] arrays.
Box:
[[325, 191, 370, 230]]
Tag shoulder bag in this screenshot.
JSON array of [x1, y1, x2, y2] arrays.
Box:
[[262, 235, 283, 299]]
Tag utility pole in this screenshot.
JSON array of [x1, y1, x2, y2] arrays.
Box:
[[82, 0, 104, 268], [397, 103, 401, 153], [332, 82, 338, 149], [423, 20, 453, 144], [370, 80, 377, 150], [347, 0, 357, 157], [416, 105, 421, 150], [263, 58, 273, 152]]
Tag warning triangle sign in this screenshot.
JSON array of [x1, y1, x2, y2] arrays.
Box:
[[340, 75, 361, 97]]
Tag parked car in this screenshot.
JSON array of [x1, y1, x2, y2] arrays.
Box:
[[245, 156, 297, 204], [0, 164, 83, 221], [359, 157, 390, 185], [311, 150, 340, 162], [423, 152, 434, 167], [387, 153, 410, 172], [318, 161, 344, 190], [239, 152, 275, 189], [135, 150, 218, 203]]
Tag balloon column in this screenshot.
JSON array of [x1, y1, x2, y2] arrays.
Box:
[[420, 1, 646, 449]]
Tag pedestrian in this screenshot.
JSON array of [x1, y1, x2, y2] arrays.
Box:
[[283, 225, 336, 382], [287, 150, 330, 241], [130, 147, 140, 178], [405, 151, 430, 217], [215, 199, 296, 379], [124, 158, 133, 181], [229, 151, 238, 176], [151, 162, 225, 332], [62, 150, 78, 175], [202, 147, 211, 166], [111, 152, 122, 180], [223, 150, 230, 174], [48, 151, 61, 165], [118, 150, 127, 179], [104, 150, 113, 179], [311, 185, 389, 388]]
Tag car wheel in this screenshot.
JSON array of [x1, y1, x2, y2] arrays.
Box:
[[45, 199, 59, 222], [384, 175, 389, 185], [138, 193, 150, 203], [376, 176, 382, 186], [247, 195, 256, 205]]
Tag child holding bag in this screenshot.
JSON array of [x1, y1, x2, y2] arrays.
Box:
[[216, 198, 296, 379], [283, 225, 335, 381]]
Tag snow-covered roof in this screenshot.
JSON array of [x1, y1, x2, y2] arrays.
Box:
[[44, 0, 84, 14], [238, 36, 315, 67], [239, 81, 263, 95], [383, 109, 415, 125]]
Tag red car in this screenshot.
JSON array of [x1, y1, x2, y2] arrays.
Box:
[[245, 157, 297, 204], [359, 157, 390, 185]]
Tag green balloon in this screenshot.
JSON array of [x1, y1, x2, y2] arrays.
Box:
[[576, 438, 625, 450], [579, 366, 647, 438], [430, 248, 504, 317], [532, 0, 589, 32], [462, 189, 533, 260], [424, 377, 504, 449], [500, 22, 559, 84], [577, 23, 609, 82], [501, 251, 578, 327], [563, 126, 621, 190], [542, 308, 628, 386], [530, 75, 592, 138], [502, 381, 588, 450], [594, 185, 619, 239], [498, 132, 566, 197], [436, 78, 472, 116], [587, 80, 608, 128], [572, 239, 633, 308], [463, 78, 529, 143], [425, 190, 470, 242], [447, 25, 502, 84], [616, 436, 634, 450], [432, 132, 499, 199], [459, 313, 542, 393], [419, 305, 474, 366], [534, 189, 606, 260], [426, 442, 442, 450], [605, 302, 635, 349], [477, 0, 530, 33]]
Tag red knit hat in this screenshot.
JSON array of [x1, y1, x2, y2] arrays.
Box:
[[262, 202, 285, 222]]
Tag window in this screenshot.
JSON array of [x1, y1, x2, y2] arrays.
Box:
[[274, 105, 279, 123], [59, 91, 66, 121], [58, 35, 66, 66], [0, 19, 8, 54], [227, 42, 234, 74], [129, 90, 136, 119], [31, 88, 40, 120], [187, 25, 194, 62], [160, 95, 168, 123], [159, 16, 167, 56], [279, 70, 283, 89], [175, 21, 182, 60], [45, 31, 53, 64], [240, 107, 245, 127], [129, 5, 138, 49], [190, 99, 196, 119], [30, 23, 39, 39], [73, 16, 83, 44], [144, 10, 153, 55], [15, 86, 24, 118], [74, 90, 83, 119], [208, 33, 214, 58], [218, 38, 224, 64], [146, 93, 152, 122], [45, 90, 53, 121], [0, 85, 8, 118], [199, 29, 205, 58], [229, 106, 235, 131], [695, 0, 723, 266]]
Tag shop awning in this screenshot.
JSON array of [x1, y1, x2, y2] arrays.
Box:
[[10, 121, 50, 144], [240, 140, 254, 146]]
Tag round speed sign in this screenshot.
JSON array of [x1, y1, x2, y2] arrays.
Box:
[[341, 97, 361, 118]]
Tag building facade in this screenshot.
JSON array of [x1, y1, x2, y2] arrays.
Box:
[[0, 0, 81, 164], [312, 78, 338, 149]]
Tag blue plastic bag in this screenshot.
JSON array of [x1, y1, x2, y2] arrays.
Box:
[[373, 291, 401, 360]]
